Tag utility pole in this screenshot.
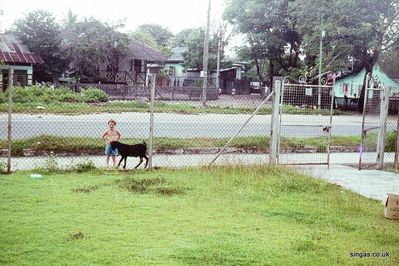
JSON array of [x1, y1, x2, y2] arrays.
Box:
[[7, 67, 13, 173], [148, 74, 156, 170], [317, 27, 325, 109], [202, 0, 211, 107], [216, 28, 221, 93]]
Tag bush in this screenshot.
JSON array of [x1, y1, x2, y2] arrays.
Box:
[[0, 159, 6, 173], [54, 88, 81, 103], [82, 87, 108, 103], [72, 158, 97, 172], [385, 131, 397, 152], [11, 86, 36, 103], [2, 85, 86, 104], [0, 91, 6, 104]]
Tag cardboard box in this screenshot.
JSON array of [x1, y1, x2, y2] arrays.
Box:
[[384, 193, 399, 220]]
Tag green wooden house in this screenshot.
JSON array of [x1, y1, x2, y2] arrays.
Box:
[[0, 33, 44, 90], [334, 64, 399, 99]]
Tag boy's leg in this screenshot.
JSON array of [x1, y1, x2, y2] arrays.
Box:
[[111, 156, 116, 168], [106, 155, 110, 168]]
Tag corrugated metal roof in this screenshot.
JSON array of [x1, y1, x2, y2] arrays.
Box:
[[126, 39, 166, 62], [0, 33, 44, 64]]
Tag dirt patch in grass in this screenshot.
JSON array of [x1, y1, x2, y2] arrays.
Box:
[[116, 177, 165, 193], [116, 177, 186, 196], [72, 185, 99, 193], [72, 183, 111, 193], [68, 232, 84, 241], [156, 186, 185, 196]]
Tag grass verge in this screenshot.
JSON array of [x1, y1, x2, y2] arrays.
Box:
[[0, 135, 369, 156], [2, 132, 394, 157], [0, 166, 397, 265], [0, 101, 346, 115]]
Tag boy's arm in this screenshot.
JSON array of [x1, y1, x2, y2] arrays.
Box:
[[116, 130, 121, 140], [102, 131, 108, 141]]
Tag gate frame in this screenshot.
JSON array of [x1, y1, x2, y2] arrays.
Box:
[[274, 75, 335, 167], [358, 73, 389, 170]]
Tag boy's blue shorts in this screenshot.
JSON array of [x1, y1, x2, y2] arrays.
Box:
[[105, 144, 118, 156]]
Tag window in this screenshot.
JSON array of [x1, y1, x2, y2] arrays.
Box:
[[169, 66, 176, 76], [134, 60, 145, 73]]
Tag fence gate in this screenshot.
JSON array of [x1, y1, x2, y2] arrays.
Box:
[[358, 73, 390, 170], [276, 76, 334, 166]]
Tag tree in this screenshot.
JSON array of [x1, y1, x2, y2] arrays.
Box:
[[136, 24, 174, 47], [14, 10, 69, 82], [181, 28, 220, 71], [62, 9, 78, 28], [133, 24, 174, 56], [63, 18, 128, 81], [379, 47, 399, 78], [128, 31, 159, 50], [173, 28, 197, 47], [292, 0, 399, 111], [224, 0, 302, 85]]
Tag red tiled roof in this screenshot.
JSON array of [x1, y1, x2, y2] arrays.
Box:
[[0, 50, 44, 64], [0, 33, 44, 64]]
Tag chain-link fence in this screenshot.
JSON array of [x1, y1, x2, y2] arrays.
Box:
[[359, 86, 382, 169], [1, 75, 273, 171], [1, 72, 398, 172], [385, 96, 399, 169], [359, 77, 399, 170], [278, 83, 334, 165]]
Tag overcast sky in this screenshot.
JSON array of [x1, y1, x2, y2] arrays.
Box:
[[0, 0, 226, 33]]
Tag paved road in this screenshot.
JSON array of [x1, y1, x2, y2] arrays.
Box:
[[0, 112, 389, 139]]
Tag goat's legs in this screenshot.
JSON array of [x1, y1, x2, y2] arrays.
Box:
[[123, 157, 128, 169], [135, 157, 143, 169], [144, 155, 149, 168], [117, 156, 125, 168]]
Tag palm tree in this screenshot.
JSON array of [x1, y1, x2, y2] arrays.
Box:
[[62, 10, 78, 28]]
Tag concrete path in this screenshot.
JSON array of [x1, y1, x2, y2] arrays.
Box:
[[5, 152, 398, 202], [299, 165, 399, 201]]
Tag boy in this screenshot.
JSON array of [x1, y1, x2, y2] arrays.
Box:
[[102, 119, 121, 168]]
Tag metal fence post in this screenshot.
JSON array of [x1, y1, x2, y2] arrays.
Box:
[[326, 78, 335, 169], [269, 80, 281, 165], [148, 74, 156, 170], [7, 68, 13, 173], [359, 74, 370, 170], [395, 107, 399, 171], [376, 85, 389, 169]]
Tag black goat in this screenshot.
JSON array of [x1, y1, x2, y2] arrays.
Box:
[[110, 141, 148, 169]]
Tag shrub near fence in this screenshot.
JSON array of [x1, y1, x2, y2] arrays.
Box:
[[1, 86, 108, 104], [63, 83, 219, 101]]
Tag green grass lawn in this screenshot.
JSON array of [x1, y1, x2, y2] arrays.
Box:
[[0, 166, 398, 265]]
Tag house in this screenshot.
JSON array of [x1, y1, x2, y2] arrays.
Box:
[[0, 33, 44, 90], [163, 47, 186, 86], [165, 47, 186, 76], [219, 64, 250, 94], [333, 64, 399, 99], [98, 39, 166, 85]]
